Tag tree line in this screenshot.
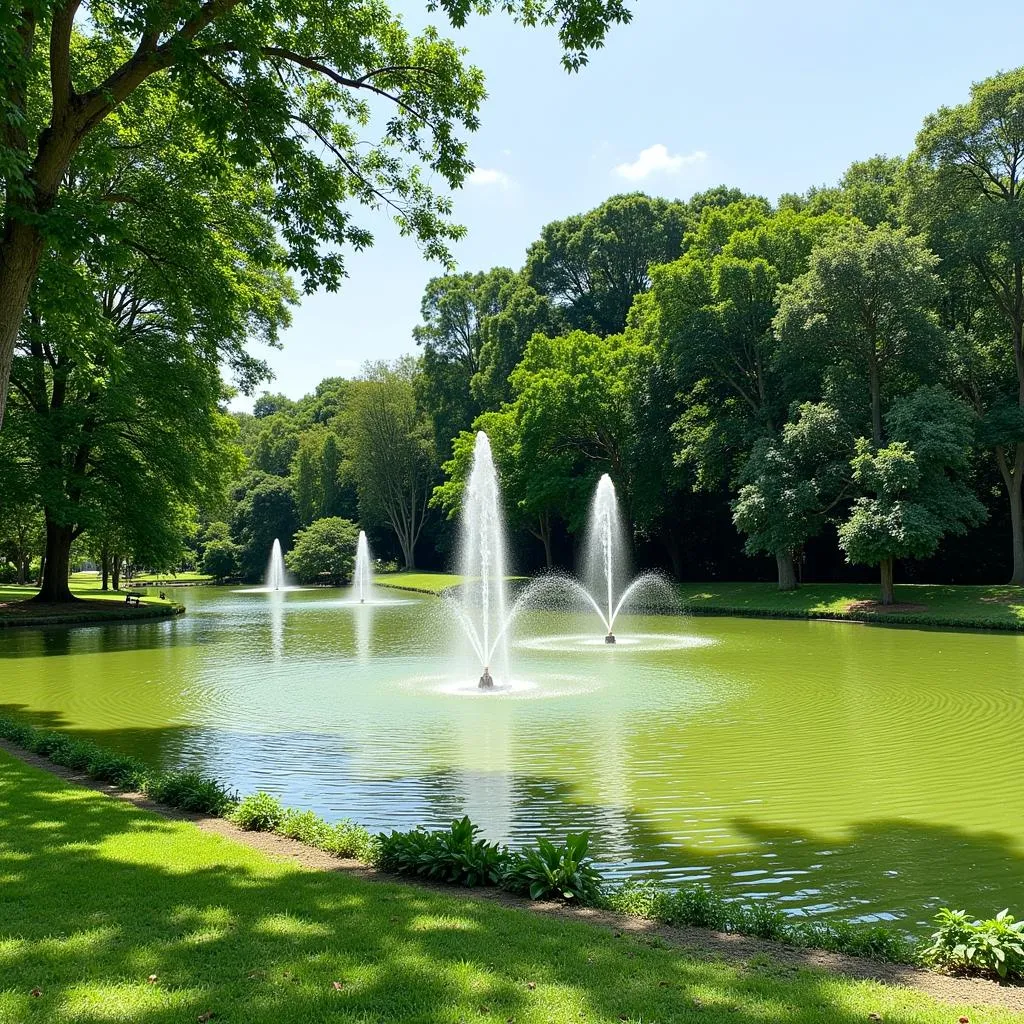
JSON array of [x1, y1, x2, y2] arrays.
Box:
[[2, 55, 1022, 602]]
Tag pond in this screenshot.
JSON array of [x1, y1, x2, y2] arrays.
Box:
[[1, 585, 1022, 934]]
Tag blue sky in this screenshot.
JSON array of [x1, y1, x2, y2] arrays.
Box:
[[235, 0, 1024, 409]]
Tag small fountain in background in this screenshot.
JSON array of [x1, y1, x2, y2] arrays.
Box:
[[353, 531, 374, 604], [448, 432, 513, 688], [266, 538, 286, 592], [580, 474, 676, 642]]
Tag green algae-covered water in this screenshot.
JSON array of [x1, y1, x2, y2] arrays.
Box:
[[1, 586, 1021, 932]]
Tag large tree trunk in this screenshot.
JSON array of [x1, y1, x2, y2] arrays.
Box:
[[0, 220, 48, 430], [996, 443, 1024, 584], [879, 557, 895, 606], [775, 549, 798, 591], [112, 554, 122, 591], [398, 534, 415, 570], [34, 516, 74, 603], [101, 545, 110, 591], [1007, 454, 1024, 585]]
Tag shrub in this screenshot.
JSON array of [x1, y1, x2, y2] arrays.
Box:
[[922, 908, 1024, 980], [502, 832, 604, 904], [731, 900, 789, 941], [793, 919, 918, 964], [655, 884, 731, 930], [279, 808, 332, 845], [320, 819, 376, 860], [146, 770, 236, 815], [229, 791, 285, 831], [377, 816, 508, 886]]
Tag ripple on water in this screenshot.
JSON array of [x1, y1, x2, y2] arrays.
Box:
[[516, 632, 716, 653]]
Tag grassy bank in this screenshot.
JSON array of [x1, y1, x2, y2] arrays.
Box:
[[1, 751, 1016, 1024], [680, 582, 1024, 630], [0, 575, 180, 628], [378, 571, 465, 594], [376, 573, 1024, 630]]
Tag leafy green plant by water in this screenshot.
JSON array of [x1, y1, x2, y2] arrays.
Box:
[[0, 715, 1012, 980], [376, 815, 508, 887], [229, 791, 286, 831], [502, 832, 604, 903], [922, 908, 1024, 980]]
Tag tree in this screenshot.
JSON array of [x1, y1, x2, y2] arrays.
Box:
[[732, 403, 852, 589], [230, 475, 299, 582], [472, 276, 560, 410], [285, 517, 359, 585], [907, 67, 1024, 582], [414, 267, 515, 454], [291, 429, 326, 526], [3, 83, 280, 601], [776, 223, 942, 449], [0, 497, 42, 585], [347, 360, 436, 569], [775, 222, 944, 596], [0, 0, 631, 430], [202, 538, 240, 581], [525, 193, 689, 336], [649, 202, 846, 586], [837, 387, 986, 603]]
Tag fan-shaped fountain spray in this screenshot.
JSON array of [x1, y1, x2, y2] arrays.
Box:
[[451, 432, 512, 688], [574, 474, 674, 643], [266, 538, 285, 592], [353, 531, 374, 604]]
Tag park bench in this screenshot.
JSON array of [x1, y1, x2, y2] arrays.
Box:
[[124, 593, 141, 607]]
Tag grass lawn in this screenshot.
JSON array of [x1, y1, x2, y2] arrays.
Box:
[[0, 575, 177, 626], [378, 571, 464, 593], [680, 581, 1024, 630], [0, 752, 1014, 1024]]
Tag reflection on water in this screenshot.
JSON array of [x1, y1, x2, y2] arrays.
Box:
[[1, 585, 1022, 933]]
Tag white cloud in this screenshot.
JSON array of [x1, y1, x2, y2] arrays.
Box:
[[468, 167, 514, 188], [613, 144, 707, 181]]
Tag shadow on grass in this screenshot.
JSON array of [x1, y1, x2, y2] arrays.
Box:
[[2, 756, 1008, 1024]]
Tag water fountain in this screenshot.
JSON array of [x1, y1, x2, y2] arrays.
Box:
[[353, 531, 374, 604], [448, 432, 513, 688], [578, 474, 677, 643], [266, 538, 286, 592], [513, 474, 682, 651]]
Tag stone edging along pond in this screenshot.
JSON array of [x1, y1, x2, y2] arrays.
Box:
[[0, 717, 1020, 1011]]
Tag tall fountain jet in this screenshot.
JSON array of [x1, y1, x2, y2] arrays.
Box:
[[353, 531, 374, 604], [452, 432, 511, 688], [266, 538, 286, 592], [580, 474, 671, 643]]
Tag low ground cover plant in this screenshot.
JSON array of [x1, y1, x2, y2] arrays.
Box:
[[1, 714, 1017, 981], [922, 907, 1024, 980]]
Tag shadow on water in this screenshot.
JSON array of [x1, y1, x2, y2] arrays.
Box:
[[4, 701, 1020, 938], [0, 618, 206, 659], [0, 756, 1003, 1024]]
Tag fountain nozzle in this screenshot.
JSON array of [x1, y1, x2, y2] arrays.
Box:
[[360, 598, 364, 604], [605, 632, 616, 644], [478, 666, 495, 690]]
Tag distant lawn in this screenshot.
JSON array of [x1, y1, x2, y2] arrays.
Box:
[[680, 581, 1024, 630], [379, 574, 1024, 630], [378, 571, 464, 593], [0, 575, 177, 626], [0, 751, 1013, 1024]]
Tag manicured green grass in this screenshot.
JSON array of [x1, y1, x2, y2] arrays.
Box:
[[0, 575, 178, 626], [378, 571, 464, 593], [680, 581, 1024, 630], [128, 571, 215, 584], [0, 752, 1012, 1024]]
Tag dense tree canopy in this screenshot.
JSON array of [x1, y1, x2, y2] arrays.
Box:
[[10, 62, 1024, 602], [0, 0, 633, 429]]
